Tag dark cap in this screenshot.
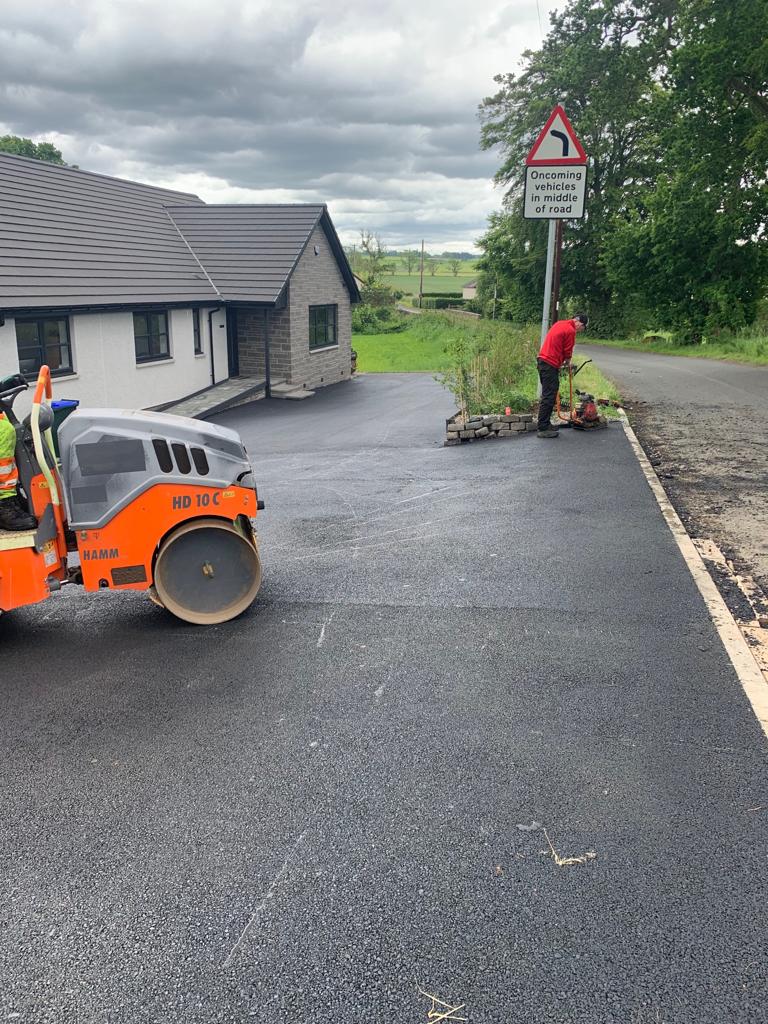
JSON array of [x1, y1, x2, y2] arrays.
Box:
[[574, 313, 589, 327]]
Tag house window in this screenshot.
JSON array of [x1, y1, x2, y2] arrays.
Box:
[[134, 311, 170, 363], [309, 304, 338, 350], [193, 309, 203, 354], [15, 317, 73, 377]]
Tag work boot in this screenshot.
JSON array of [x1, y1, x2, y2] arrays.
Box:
[[536, 428, 559, 439], [0, 496, 37, 531], [546, 421, 562, 430]]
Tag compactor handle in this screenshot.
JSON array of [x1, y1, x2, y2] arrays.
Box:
[[33, 365, 52, 404], [572, 359, 592, 377]]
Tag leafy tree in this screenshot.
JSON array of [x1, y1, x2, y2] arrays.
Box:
[[404, 249, 419, 273], [357, 231, 392, 288], [478, 0, 768, 339], [428, 260, 439, 276], [450, 259, 462, 276], [0, 135, 67, 164], [603, 0, 768, 337], [479, 0, 674, 329], [475, 212, 548, 322]]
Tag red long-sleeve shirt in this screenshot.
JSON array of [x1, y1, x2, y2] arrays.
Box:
[[538, 319, 576, 368]]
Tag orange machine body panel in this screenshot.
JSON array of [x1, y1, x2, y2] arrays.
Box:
[[0, 470, 68, 613], [75, 482, 258, 592]]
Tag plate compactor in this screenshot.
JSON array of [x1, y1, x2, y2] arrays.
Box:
[[0, 365, 264, 625], [556, 359, 608, 431]]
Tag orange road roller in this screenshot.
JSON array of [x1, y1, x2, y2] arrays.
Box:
[[0, 365, 264, 625]]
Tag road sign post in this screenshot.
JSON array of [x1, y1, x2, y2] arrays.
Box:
[[524, 105, 588, 356], [540, 220, 557, 350]]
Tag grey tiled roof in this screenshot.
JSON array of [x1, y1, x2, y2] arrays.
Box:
[[0, 155, 359, 312], [0, 153, 216, 310], [166, 204, 325, 304]]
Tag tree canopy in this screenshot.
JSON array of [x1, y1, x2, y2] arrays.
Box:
[[0, 135, 67, 165], [477, 0, 768, 339]]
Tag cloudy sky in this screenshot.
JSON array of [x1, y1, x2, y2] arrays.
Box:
[[0, 0, 556, 252]]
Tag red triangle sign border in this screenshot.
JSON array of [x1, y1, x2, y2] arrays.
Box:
[[526, 105, 588, 165]]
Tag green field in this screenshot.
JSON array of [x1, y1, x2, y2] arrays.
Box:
[[384, 273, 476, 295]]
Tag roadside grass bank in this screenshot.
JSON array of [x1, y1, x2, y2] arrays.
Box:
[[587, 332, 768, 366], [354, 314, 621, 414]]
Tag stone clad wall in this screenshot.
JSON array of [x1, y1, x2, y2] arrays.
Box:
[[233, 221, 353, 390], [288, 223, 353, 391], [236, 305, 292, 381]]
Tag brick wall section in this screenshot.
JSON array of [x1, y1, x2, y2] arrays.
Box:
[[237, 310, 265, 378], [269, 304, 292, 380], [237, 305, 292, 381], [288, 223, 352, 390], [234, 221, 353, 390]]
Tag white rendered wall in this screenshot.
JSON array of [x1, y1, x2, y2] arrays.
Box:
[[0, 306, 228, 413]]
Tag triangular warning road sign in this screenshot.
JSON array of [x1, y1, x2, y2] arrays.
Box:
[[526, 105, 587, 165]]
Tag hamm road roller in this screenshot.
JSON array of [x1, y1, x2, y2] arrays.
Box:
[[0, 365, 263, 624]]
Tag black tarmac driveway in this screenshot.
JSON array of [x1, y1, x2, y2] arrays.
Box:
[[1, 373, 766, 1023]]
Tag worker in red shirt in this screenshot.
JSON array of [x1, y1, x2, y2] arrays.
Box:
[[536, 313, 588, 438]]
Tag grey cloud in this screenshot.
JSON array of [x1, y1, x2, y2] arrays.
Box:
[[0, 0, 546, 247]]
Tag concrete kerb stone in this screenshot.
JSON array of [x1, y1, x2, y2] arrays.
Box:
[[444, 410, 535, 446]]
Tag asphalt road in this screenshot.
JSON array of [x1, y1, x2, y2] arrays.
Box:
[[579, 343, 768, 407], [1, 374, 766, 1023]]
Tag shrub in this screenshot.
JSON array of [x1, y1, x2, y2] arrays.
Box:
[[352, 303, 409, 335], [432, 314, 538, 415], [420, 297, 468, 310], [359, 285, 396, 307]]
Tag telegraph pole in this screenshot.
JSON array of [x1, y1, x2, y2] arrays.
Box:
[[419, 239, 425, 308]]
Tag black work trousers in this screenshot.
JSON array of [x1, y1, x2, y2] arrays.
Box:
[[537, 358, 560, 430]]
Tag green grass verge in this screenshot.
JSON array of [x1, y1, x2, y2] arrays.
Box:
[[586, 334, 768, 365]]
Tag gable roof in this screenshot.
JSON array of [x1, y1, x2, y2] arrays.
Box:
[[0, 154, 359, 312], [0, 152, 216, 310], [166, 204, 360, 304]]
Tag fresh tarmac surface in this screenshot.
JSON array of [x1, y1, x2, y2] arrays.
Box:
[[1, 374, 767, 1023]]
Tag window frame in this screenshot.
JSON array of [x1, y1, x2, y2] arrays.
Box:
[[14, 315, 74, 378], [308, 304, 338, 351], [193, 308, 203, 355], [133, 310, 171, 364]]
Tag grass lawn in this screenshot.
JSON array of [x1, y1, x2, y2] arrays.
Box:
[[586, 334, 768, 365], [354, 327, 449, 372]]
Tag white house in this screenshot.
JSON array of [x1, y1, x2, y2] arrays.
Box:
[[0, 153, 359, 411]]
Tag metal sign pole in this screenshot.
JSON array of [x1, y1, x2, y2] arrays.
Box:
[[550, 219, 563, 324], [539, 218, 557, 347], [537, 220, 556, 398]]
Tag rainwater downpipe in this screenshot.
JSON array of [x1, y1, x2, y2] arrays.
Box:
[[263, 307, 272, 399], [208, 306, 223, 386]]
